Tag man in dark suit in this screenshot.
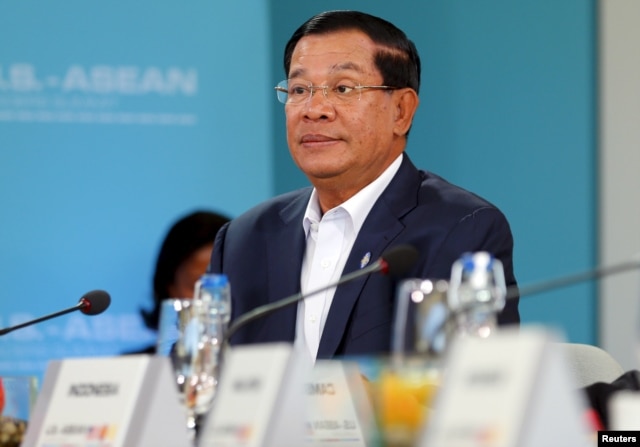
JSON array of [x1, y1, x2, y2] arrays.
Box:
[[209, 10, 519, 361]]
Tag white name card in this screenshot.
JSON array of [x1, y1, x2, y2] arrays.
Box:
[[21, 355, 191, 447], [306, 360, 377, 446], [419, 326, 591, 447], [198, 343, 309, 447]]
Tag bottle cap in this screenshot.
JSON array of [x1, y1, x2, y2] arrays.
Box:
[[199, 273, 229, 288]]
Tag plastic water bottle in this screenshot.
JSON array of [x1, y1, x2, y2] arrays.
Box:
[[196, 273, 231, 326], [447, 251, 506, 338]]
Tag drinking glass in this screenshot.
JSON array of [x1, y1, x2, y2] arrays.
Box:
[[157, 298, 222, 442], [0, 375, 38, 447], [372, 278, 450, 447]]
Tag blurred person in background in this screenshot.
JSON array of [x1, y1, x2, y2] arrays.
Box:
[[128, 210, 231, 354]]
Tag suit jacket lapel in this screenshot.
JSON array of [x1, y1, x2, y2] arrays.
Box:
[[317, 155, 422, 357], [257, 189, 310, 342]]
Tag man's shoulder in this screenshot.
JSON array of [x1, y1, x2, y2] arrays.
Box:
[[417, 170, 499, 210], [392, 154, 501, 213]]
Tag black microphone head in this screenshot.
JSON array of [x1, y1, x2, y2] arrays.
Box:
[[380, 244, 419, 277], [79, 290, 111, 315]]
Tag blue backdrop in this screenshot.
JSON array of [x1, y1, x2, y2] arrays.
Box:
[[0, 1, 272, 383], [1, 0, 596, 385]]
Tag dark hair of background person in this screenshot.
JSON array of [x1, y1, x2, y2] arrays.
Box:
[[139, 210, 231, 332], [283, 10, 421, 94]]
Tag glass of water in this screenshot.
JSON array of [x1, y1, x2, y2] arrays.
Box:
[[157, 298, 222, 442]]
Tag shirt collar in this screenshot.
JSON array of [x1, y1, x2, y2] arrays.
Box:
[[302, 153, 404, 236]]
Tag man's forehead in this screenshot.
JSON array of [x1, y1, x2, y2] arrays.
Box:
[[288, 33, 379, 78], [288, 60, 370, 80]]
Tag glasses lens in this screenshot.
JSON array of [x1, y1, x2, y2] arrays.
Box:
[[275, 80, 289, 104]]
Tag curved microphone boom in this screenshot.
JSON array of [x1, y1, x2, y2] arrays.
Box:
[[224, 244, 419, 344], [0, 289, 111, 336], [505, 255, 640, 301]]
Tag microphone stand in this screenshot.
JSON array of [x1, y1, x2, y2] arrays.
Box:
[[0, 301, 86, 336], [224, 259, 384, 344], [509, 257, 640, 300]]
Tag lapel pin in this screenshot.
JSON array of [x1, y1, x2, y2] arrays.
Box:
[[360, 252, 371, 269]]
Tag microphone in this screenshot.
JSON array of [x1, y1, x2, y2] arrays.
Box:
[[224, 244, 419, 344], [0, 289, 111, 336]]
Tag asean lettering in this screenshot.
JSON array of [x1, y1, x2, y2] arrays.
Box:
[[61, 65, 197, 95], [0, 63, 198, 95], [68, 382, 119, 397], [0, 64, 41, 91], [307, 382, 336, 395], [0, 312, 160, 342]]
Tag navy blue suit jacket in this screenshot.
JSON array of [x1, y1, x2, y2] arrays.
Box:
[[210, 154, 519, 359]]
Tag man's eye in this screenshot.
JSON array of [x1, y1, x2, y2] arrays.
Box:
[[334, 84, 355, 95], [290, 86, 308, 96]]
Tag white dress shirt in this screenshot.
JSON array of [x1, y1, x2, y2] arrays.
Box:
[[295, 154, 403, 361]]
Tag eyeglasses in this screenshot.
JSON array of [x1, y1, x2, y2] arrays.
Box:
[[274, 79, 399, 105]]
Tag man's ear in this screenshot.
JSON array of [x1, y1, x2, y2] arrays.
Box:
[[393, 88, 420, 137]]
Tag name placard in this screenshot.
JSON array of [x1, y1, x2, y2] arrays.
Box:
[[419, 327, 591, 447], [198, 343, 309, 447], [306, 360, 376, 446], [21, 355, 191, 447]]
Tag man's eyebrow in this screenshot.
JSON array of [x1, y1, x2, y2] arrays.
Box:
[[329, 62, 364, 74], [288, 62, 365, 80], [288, 68, 306, 79]]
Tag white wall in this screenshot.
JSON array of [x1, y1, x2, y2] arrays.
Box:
[[600, 0, 640, 370]]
